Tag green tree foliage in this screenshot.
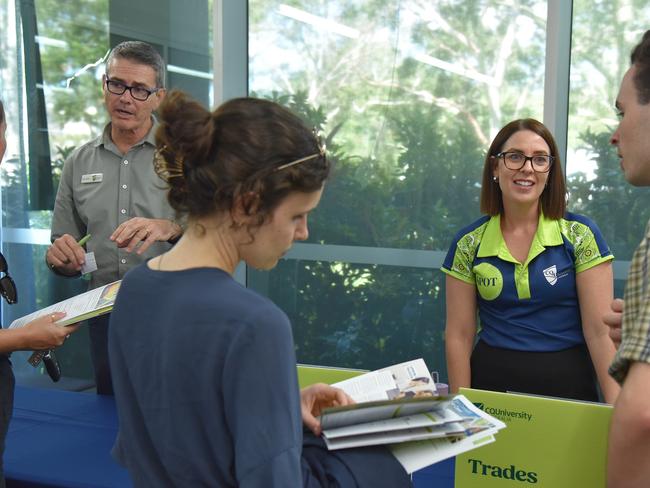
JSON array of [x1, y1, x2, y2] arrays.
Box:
[[249, 1, 550, 374], [249, 1, 650, 376], [13, 0, 650, 378], [35, 0, 109, 148], [568, 128, 650, 260], [255, 92, 487, 372]]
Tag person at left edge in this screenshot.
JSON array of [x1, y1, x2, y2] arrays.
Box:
[[0, 99, 80, 488], [45, 41, 182, 395]]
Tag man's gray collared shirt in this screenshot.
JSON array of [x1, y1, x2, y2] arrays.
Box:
[[51, 121, 174, 290]]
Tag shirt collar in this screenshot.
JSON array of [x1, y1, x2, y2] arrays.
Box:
[[477, 211, 563, 258], [95, 116, 158, 149], [536, 212, 563, 246]]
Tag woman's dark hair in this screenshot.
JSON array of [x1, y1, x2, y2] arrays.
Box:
[[630, 29, 650, 105], [154, 90, 329, 228], [480, 118, 566, 219], [0, 99, 5, 125]]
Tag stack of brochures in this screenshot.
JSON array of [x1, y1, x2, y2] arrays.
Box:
[[319, 358, 506, 473]]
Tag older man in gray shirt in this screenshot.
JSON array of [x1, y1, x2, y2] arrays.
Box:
[[46, 41, 181, 394]]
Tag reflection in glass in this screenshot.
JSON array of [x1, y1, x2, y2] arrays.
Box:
[[249, 1, 547, 370], [567, 3, 650, 260], [1, 0, 212, 383], [249, 260, 447, 377]]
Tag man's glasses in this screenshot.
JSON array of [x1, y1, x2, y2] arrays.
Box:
[[0, 252, 17, 304], [105, 78, 160, 101], [497, 151, 554, 173]]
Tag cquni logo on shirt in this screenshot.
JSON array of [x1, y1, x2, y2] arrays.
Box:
[[543, 265, 557, 285], [543, 265, 568, 286], [474, 263, 503, 301]]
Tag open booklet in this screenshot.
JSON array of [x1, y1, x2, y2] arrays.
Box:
[[319, 358, 506, 474], [8, 280, 121, 329]]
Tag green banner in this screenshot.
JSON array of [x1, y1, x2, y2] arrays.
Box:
[[455, 388, 612, 487]]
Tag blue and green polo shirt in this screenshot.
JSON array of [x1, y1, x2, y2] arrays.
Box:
[[441, 212, 613, 352]]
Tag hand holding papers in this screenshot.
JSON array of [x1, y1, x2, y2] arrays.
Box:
[[8, 281, 120, 330], [9, 281, 121, 368], [318, 358, 506, 473]]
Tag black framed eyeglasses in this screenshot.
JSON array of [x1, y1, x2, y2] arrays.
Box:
[[0, 252, 17, 305], [105, 78, 160, 101], [497, 151, 554, 173]]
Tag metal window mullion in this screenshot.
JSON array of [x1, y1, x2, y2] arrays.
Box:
[[543, 0, 573, 175], [214, 0, 248, 285]]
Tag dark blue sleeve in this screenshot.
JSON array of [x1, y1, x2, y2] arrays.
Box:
[[441, 216, 489, 282], [221, 301, 412, 488], [565, 212, 613, 258], [563, 212, 614, 273], [441, 233, 458, 272], [222, 303, 304, 487]]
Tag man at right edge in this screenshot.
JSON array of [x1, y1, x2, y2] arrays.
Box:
[[605, 29, 650, 488]]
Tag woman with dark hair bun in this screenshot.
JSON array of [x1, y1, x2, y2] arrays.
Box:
[[0, 100, 79, 488], [442, 118, 619, 404], [108, 91, 411, 487]]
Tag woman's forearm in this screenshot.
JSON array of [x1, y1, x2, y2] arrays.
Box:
[[446, 335, 474, 393]]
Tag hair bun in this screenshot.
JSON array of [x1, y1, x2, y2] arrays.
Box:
[[153, 144, 185, 183], [155, 90, 215, 172]]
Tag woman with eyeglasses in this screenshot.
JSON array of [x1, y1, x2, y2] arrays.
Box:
[[107, 91, 411, 488], [0, 100, 80, 488], [442, 118, 619, 404]]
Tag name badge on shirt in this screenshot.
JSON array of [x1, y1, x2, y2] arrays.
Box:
[[81, 173, 103, 184]]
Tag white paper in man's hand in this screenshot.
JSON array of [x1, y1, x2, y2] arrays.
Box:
[[81, 252, 97, 275]]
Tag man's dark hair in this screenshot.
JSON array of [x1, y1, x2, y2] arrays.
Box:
[[630, 30, 650, 104], [106, 41, 166, 88]]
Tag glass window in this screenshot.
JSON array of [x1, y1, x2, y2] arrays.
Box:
[[566, 1, 650, 297], [7, 0, 645, 386], [567, 2, 650, 260], [1, 0, 212, 384], [249, 1, 548, 376]]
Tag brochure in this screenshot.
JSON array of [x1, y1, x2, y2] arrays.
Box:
[[8, 280, 121, 329], [318, 358, 506, 474]]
